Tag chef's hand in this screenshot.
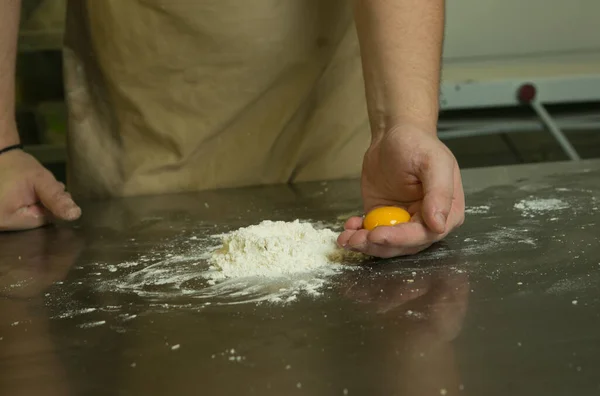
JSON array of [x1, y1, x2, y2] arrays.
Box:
[[0, 149, 81, 231], [338, 124, 465, 258]]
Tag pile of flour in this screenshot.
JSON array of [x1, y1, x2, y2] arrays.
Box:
[[207, 220, 361, 281], [89, 220, 364, 306]]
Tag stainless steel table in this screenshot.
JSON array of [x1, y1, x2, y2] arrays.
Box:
[[1, 160, 599, 396]]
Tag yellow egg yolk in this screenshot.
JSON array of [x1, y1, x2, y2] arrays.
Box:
[[363, 206, 411, 230]]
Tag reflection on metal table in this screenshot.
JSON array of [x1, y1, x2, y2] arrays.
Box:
[[1, 160, 600, 396]]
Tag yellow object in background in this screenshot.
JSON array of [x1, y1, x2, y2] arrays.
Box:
[[363, 206, 411, 230]]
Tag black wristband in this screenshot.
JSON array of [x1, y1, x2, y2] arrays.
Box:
[[0, 144, 23, 156]]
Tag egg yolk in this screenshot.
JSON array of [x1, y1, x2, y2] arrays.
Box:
[[363, 206, 411, 230]]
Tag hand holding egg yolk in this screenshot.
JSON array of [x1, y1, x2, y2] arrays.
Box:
[[363, 206, 411, 231]]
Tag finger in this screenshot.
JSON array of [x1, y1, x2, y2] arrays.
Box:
[[3, 205, 50, 231], [345, 227, 431, 258], [367, 222, 439, 248], [337, 229, 358, 248], [344, 216, 363, 231], [34, 173, 82, 221], [347, 228, 370, 250], [450, 165, 466, 229], [419, 151, 455, 234], [359, 242, 431, 259]]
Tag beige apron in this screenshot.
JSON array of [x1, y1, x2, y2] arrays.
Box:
[[63, 0, 370, 198]]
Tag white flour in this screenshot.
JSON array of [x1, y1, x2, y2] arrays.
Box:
[[514, 198, 568, 217], [78, 320, 106, 329], [89, 220, 364, 306], [465, 205, 490, 215], [206, 220, 359, 281], [405, 225, 537, 263]]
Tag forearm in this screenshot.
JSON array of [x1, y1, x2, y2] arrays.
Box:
[[0, 0, 21, 146], [355, 0, 444, 138]]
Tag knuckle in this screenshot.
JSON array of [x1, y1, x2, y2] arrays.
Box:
[[417, 152, 433, 173], [33, 169, 54, 183], [367, 232, 384, 245]]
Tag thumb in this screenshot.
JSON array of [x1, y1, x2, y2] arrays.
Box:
[[34, 172, 82, 221], [419, 151, 455, 234]]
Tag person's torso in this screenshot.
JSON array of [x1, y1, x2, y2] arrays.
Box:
[[63, 0, 369, 198]]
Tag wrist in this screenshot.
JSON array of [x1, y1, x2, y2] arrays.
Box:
[[0, 143, 23, 157], [369, 112, 439, 141], [0, 119, 20, 147]]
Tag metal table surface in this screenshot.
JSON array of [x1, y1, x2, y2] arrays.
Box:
[[1, 160, 600, 396]]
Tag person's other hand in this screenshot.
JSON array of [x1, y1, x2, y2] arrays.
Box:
[[0, 150, 81, 231], [338, 124, 465, 258]]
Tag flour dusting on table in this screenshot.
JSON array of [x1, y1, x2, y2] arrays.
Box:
[[91, 220, 364, 306], [514, 198, 568, 217], [465, 205, 490, 215]]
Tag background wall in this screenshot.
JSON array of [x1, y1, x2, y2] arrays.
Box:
[[444, 0, 600, 62], [15, 0, 600, 177], [437, 0, 600, 168]]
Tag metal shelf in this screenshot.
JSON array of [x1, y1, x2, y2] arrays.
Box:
[[438, 54, 600, 160]]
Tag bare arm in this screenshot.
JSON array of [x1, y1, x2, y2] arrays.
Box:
[[355, 0, 444, 137], [0, 0, 82, 231], [0, 0, 21, 147], [339, 1, 464, 258]]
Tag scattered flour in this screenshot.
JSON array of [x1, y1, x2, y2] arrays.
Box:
[[405, 225, 537, 263], [206, 220, 361, 280], [465, 205, 490, 215], [95, 220, 365, 306], [514, 198, 568, 217], [212, 348, 246, 363], [54, 308, 97, 319], [78, 320, 106, 329]]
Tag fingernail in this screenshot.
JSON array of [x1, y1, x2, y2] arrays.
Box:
[[66, 207, 82, 219]]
